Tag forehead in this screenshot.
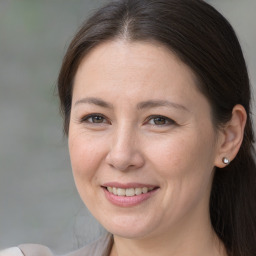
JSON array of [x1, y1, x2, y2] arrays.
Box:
[[75, 40, 197, 86], [73, 40, 207, 110], [76, 40, 196, 77]]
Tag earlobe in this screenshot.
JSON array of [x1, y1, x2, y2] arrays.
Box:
[[214, 104, 247, 168]]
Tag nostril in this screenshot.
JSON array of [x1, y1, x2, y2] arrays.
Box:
[[105, 149, 144, 171]]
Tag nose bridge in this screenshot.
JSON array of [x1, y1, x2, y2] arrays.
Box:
[[106, 122, 144, 171], [115, 122, 134, 151]]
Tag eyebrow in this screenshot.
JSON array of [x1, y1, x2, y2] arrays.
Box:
[[74, 97, 189, 112], [137, 100, 189, 112], [74, 97, 113, 109]]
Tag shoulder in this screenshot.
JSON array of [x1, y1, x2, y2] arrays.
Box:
[[18, 244, 54, 256], [0, 245, 53, 256], [65, 233, 113, 256], [0, 244, 53, 256], [0, 247, 24, 256], [1, 233, 113, 256]]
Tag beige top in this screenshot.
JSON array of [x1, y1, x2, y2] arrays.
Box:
[[0, 233, 113, 256], [64, 233, 113, 256], [0, 247, 23, 256]]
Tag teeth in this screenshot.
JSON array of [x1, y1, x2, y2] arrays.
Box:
[[107, 186, 154, 196], [126, 188, 134, 197], [142, 187, 148, 194], [135, 188, 142, 195], [117, 188, 126, 196]]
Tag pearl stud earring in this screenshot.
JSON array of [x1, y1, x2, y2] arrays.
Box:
[[222, 157, 230, 165]]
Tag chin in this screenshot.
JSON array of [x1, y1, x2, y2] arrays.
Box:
[[108, 227, 151, 239], [99, 214, 158, 239]]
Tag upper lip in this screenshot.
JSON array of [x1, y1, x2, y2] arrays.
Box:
[[102, 182, 158, 189]]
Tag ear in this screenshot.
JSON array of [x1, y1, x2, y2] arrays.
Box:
[[214, 104, 247, 168]]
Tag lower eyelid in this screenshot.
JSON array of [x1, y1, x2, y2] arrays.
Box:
[[147, 116, 175, 126], [80, 114, 110, 124], [78, 114, 175, 126]]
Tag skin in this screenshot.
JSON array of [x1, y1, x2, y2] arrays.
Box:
[[68, 40, 246, 256]]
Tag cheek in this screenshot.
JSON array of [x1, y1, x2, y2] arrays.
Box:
[[68, 132, 110, 209], [146, 136, 194, 172], [68, 132, 106, 183], [147, 133, 216, 220], [146, 129, 216, 182]]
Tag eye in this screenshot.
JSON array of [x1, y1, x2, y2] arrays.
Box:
[[146, 115, 175, 126], [81, 114, 109, 124]]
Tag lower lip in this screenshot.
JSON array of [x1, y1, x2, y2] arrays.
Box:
[[103, 187, 158, 207]]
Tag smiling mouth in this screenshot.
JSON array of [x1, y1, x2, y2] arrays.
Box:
[[102, 184, 159, 207], [104, 186, 157, 197]]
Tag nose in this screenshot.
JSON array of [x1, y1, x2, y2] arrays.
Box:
[[105, 127, 145, 171]]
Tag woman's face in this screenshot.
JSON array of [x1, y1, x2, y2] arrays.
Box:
[[69, 40, 221, 239]]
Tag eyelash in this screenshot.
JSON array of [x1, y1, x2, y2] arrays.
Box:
[[80, 114, 176, 127], [145, 115, 176, 126], [80, 114, 109, 124]]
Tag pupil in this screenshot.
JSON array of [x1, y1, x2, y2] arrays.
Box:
[[154, 117, 165, 125]]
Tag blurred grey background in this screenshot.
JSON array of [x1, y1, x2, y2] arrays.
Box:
[[0, 0, 255, 254]]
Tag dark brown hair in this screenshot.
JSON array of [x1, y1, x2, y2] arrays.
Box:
[[58, 0, 256, 255]]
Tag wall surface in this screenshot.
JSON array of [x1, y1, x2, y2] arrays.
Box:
[[0, 0, 255, 254]]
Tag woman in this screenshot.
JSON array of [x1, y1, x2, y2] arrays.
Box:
[[2, 0, 256, 255]]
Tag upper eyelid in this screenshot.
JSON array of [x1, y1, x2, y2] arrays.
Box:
[[79, 113, 175, 125], [80, 113, 109, 122], [144, 115, 176, 126], [146, 115, 175, 122]]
